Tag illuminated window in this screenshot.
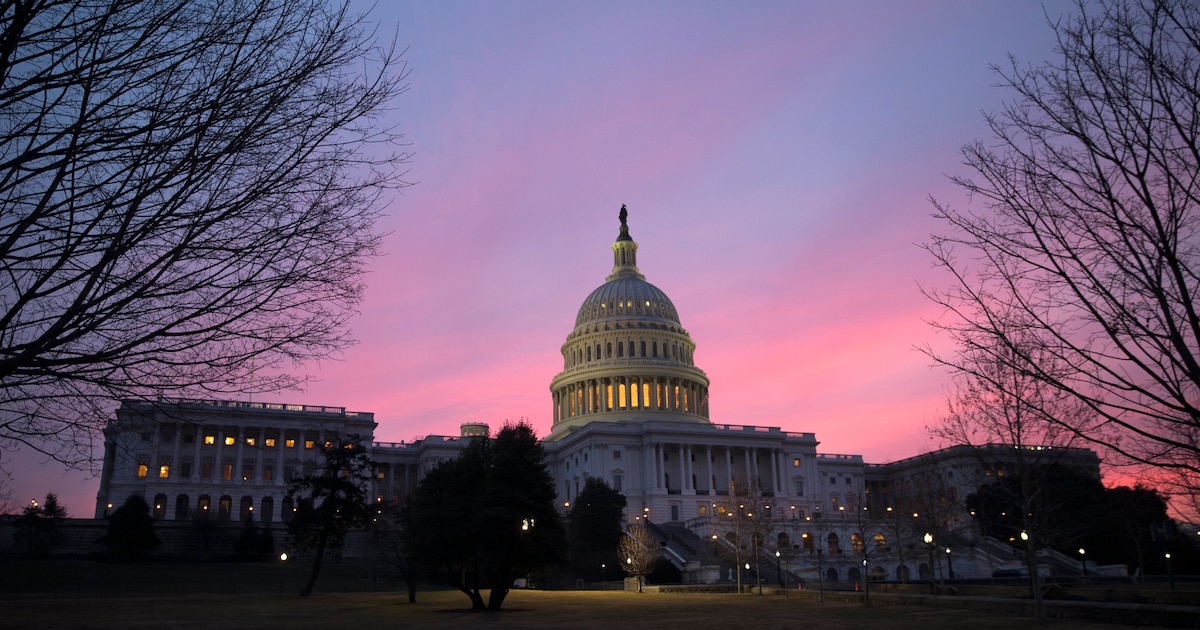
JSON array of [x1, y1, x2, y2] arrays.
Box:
[[158, 463, 170, 478], [204, 435, 215, 445], [605, 384, 613, 410], [324, 441, 332, 448], [265, 438, 276, 447], [642, 383, 650, 407], [245, 437, 256, 447], [262, 466, 273, 481], [377, 471, 386, 479], [305, 440, 314, 449], [200, 461, 213, 479], [224, 436, 235, 446], [286, 439, 295, 448], [222, 463, 233, 480], [793, 458, 801, 467], [137, 463, 149, 479]]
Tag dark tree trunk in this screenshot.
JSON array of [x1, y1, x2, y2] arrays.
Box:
[[406, 565, 417, 603], [487, 585, 509, 611], [299, 529, 328, 597]]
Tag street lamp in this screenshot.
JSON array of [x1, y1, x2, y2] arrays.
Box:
[[776, 549, 787, 595], [1078, 548, 1087, 577], [945, 547, 953, 579], [923, 532, 937, 602]]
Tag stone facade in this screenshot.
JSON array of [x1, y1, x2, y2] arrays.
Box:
[[87, 210, 1102, 583]]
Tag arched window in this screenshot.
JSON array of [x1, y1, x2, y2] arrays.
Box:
[[218, 495, 232, 521], [777, 532, 790, 549], [652, 341, 658, 357], [897, 564, 911, 582], [281, 496, 294, 523], [260, 496, 274, 523], [848, 567, 861, 583], [175, 494, 189, 520], [617, 342, 623, 358], [640, 341, 646, 357], [874, 533, 887, 550], [239, 495, 253, 521], [606, 342, 611, 358], [826, 567, 838, 583], [827, 532, 839, 554], [197, 494, 211, 518], [152, 493, 167, 520], [628, 341, 635, 357], [851, 532, 864, 554], [587, 346, 592, 361], [802, 532, 814, 552]]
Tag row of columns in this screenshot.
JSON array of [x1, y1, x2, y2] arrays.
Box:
[[641, 443, 791, 495], [153, 422, 338, 485], [553, 375, 708, 423], [373, 461, 420, 504]]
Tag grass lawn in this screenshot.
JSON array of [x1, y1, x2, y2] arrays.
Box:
[[1, 589, 1170, 629]]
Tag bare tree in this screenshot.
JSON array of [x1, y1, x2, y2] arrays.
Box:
[[922, 0, 1200, 514], [711, 479, 779, 594], [618, 521, 661, 593], [0, 0, 410, 467], [932, 338, 1096, 623]]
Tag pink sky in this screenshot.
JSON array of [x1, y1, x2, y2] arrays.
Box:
[[7, 1, 1077, 517]]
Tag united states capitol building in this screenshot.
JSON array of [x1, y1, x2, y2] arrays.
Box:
[[95, 209, 1104, 584]]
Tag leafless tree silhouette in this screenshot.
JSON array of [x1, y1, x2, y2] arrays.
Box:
[[0, 0, 410, 466], [924, 0, 1200, 517]]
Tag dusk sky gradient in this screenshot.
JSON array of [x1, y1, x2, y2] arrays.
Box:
[[10, 1, 1077, 517]]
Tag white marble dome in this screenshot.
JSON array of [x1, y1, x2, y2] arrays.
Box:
[[548, 207, 710, 437]]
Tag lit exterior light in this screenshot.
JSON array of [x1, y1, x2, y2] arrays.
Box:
[[1020, 531, 1029, 542], [923, 532, 933, 544]]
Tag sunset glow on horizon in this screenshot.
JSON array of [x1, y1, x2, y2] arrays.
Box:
[[9, 1, 1080, 516]]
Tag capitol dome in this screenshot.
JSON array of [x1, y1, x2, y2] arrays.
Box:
[[548, 206, 710, 438], [574, 277, 680, 328]]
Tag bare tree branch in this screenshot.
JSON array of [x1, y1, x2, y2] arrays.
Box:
[[922, 0, 1200, 510], [0, 0, 410, 467]]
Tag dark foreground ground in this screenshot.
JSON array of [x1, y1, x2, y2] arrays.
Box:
[[0, 589, 1188, 630], [1, 560, 1195, 629]]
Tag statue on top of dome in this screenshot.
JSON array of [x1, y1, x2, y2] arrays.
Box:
[[619, 204, 628, 226]]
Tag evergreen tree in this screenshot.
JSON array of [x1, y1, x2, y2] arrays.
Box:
[[286, 439, 373, 596], [100, 494, 160, 559], [568, 478, 627, 582], [410, 421, 566, 611], [14, 493, 68, 557]]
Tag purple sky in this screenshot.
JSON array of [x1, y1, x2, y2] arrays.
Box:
[[7, 1, 1074, 517]]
